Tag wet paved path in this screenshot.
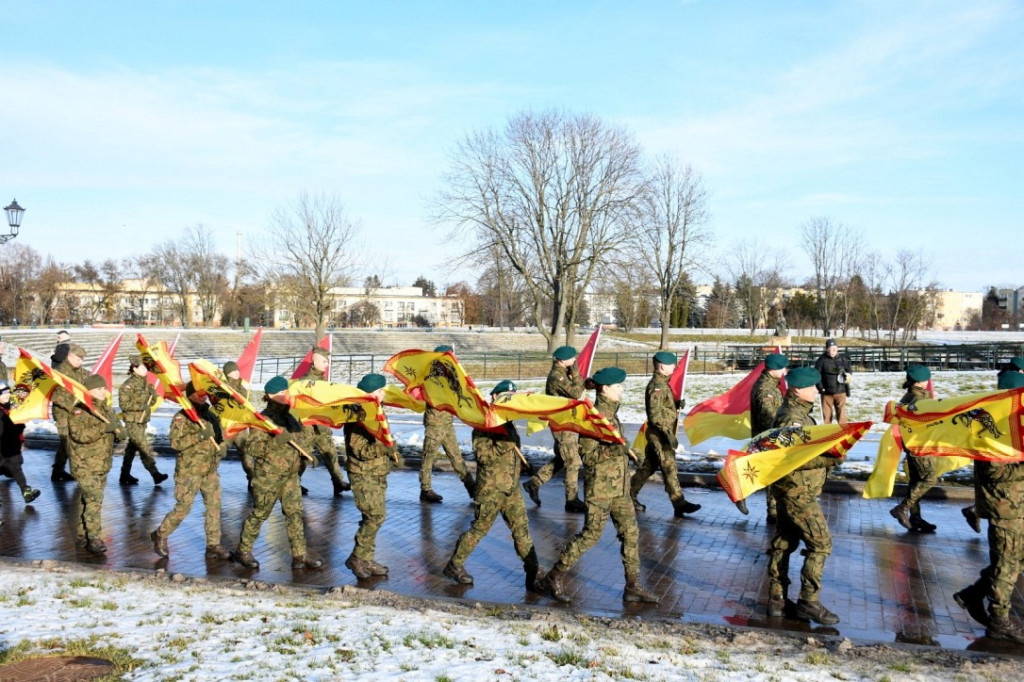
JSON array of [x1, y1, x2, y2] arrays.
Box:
[[2, 449, 1021, 656]]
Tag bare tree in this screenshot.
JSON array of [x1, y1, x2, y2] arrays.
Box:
[[255, 193, 358, 338], [727, 237, 785, 335], [184, 226, 230, 325], [0, 244, 41, 324], [145, 240, 194, 327], [438, 110, 645, 351], [801, 217, 859, 337], [634, 155, 712, 348], [884, 249, 935, 346], [32, 257, 72, 324]]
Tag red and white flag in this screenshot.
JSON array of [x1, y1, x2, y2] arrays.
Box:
[[90, 332, 123, 391], [236, 327, 263, 383], [576, 324, 602, 378]]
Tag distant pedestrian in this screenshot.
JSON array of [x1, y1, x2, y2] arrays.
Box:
[[813, 339, 852, 425]]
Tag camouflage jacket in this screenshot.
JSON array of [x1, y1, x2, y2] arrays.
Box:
[[299, 366, 328, 383], [225, 376, 250, 400], [344, 422, 394, 476], [52, 361, 90, 416], [472, 423, 522, 494], [899, 385, 933, 459], [580, 395, 631, 502], [976, 460, 1024, 520], [771, 394, 833, 505], [750, 371, 784, 437], [246, 402, 308, 476], [68, 402, 124, 472], [645, 372, 680, 452], [423, 403, 453, 428], [168, 405, 222, 464], [118, 373, 158, 424], [546, 362, 584, 400]]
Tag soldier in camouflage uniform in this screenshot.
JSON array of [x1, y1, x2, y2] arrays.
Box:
[[631, 351, 700, 518], [233, 376, 323, 571], [420, 345, 475, 503], [443, 380, 540, 588], [297, 347, 350, 496], [737, 353, 789, 520], [118, 354, 168, 486], [150, 382, 230, 560], [523, 346, 587, 513], [67, 375, 125, 554], [344, 373, 397, 580], [953, 371, 1024, 643], [889, 365, 940, 533], [765, 366, 840, 625], [542, 367, 659, 605], [221, 361, 253, 483], [51, 343, 89, 482]]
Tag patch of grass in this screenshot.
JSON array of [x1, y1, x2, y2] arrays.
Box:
[[888, 660, 913, 673], [67, 597, 94, 609], [679, 638, 700, 655], [68, 578, 92, 588], [549, 648, 590, 667], [402, 630, 455, 649], [0, 635, 146, 675], [334, 648, 356, 662], [715, 649, 730, 663], [399, 662, 415, 672], [165, 636, 190, 651], [436, 676, 455, 682], [15, 595, 35, 607], [99, 601, 118, 611], [805, 651, 833, 665], [517, 636, 530, 646], [200, 612, 220, 624], [540, 625, 562, 642]]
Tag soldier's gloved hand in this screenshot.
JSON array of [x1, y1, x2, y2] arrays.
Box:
[[104, 421, 119, 433]]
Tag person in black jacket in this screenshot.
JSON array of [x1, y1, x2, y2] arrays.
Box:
[[813, 339, 852, 425], [0, 381, 41, 504]]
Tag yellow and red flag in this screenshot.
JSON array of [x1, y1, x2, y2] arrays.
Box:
[[382, 384, 426, 414], [717, 421, 872, 502], [90, 332, 123, 394], [236, 327, 263, 383], [10, 349, 96, 424], [683, 362, 766, 446], [145, 333, 179, 413], [188, 359, 282, 439], [577, 324, 602, 378], [137, 333, 197, 422], [288, 379, 394, 446], [489, 391, 625, 444], [384, 349, 497, 430], [291, 335, 331, 380]]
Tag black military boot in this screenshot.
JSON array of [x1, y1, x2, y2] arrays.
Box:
[[234, 550, 260, 570], [962, 505, 982, 533], [52, 468, 74, 482], [152, 471, 169, 485], [206, 545, 231, 560], [564, 497, 586, 514], [151, 529, 169, 558], [987, 615, 1024, 644], [523, 548, 541, 592], [119, 471, 140, 485], [953, 584, 989, 626], [462, 474, 476, 499], [543, 565, 572, 603], [623, 579, 659, 604], [366, 559, 388, 576], [292, 554, 325, 570], [420, 489, 444, 504], [889, 502, 913, 530], [910, 514, 936, 533], [300, 485, 309, 496], [345, 554, 372, 580], [734, 499, 749, 516], [523, 479, 542, 506], [673, 499, 701, 517], [85, 538, 107, 554], [794, 599, 840, 625], [632, 497, 646, 513], [333, 478, 351, 496], [22, 488, 41, 504], [443, 561, 474, 585]]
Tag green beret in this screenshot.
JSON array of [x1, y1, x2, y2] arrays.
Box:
[[553, 346, 577, 361], [1010, 357, 1024, 371], [129, 353, 142, 366], [264, 376, 289, 395], [223, 360, 240, 374], [491, 379, 517, 395], [998, 372, 1024, 390], [357, 373, 386, 393], [311, 347, 330, 359], [765, 353, 788, 370], [906, 364, 931, 383], [434, 345, 453, 353], [67, 343, 87, 359], [786, 366, 821, 389], [84, 374, 107, 391], [653, 351, 677, 365], [592, 366, 627, 386]]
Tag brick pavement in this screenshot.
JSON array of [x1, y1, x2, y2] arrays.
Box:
[[1, 449, 1022, 656]]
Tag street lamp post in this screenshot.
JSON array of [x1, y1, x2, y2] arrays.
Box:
[[3, 199, 25, 245]]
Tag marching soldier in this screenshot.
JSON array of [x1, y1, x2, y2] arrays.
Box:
[[0, 380, 41, 504], [523, 346, 586, 513], [541, 367, 659, 605], [343, 373, 397, 580], [233, 376, 323, 571], [889, 365, 939, 533], [631, 351, 700, 517], [297, 347, 351, 496], [738, 352, 789, 520], [118, 354, 168, 486], [419, 345, 475, 503], [150, 382, 230, 561], [443, 380, 539, 589], [221, 361, 253, 483], [51, 343, 89, 481], [67, 375, 124, 554], [765, 366, 840, 625]]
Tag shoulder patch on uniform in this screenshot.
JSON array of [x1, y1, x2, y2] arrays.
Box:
[[173, 414, 184, 421], [73, 409, 83, 415]]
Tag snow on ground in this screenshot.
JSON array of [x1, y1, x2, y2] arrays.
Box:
[[0, 561, 1008, 681]]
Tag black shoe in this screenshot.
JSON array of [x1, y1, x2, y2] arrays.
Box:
[[206, 545, 232, 560], [767, 597, 785, 618], [85, 539, 107, 554], [300, 486, 309, 496], [345, 555, 372, 580], [152, 472, 169, 485], [794, 599, 840, 625], [564, 498, 587, 514], [234, 550, 260, 570], [673, 500, 701, 517], [911, 516, 937, 533], [987, 616, 1024, 644], [962, 506, 982, 534], [119, 473, 140, 486], [734, 499, 749, 516], [890, 503, 913, 530], [22, 488, 41, 504], [443, 561, 474, 585], [366, 560, 388, 576], [420, 489, 444, 504], [623, 582, 659, 604], [633, 499, 646, 513], [292, 554, 324, 570], [523, 480, 541, 506], [51, 470, 74, 482], [151, 530, 169, 558], [766, 514, 777, 524], [954, 585, 989, 626], [333, 479, 351, 496]]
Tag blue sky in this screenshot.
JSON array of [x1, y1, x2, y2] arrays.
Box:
[[1, 1, 1021, 292]]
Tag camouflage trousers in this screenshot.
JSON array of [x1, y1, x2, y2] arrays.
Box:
[[767, 494, 833, 602], [967, 517, 1024, 619], [121, 423, 161, 478], [902, 455, 939, 515], [350, 471, 388, 562], [529, 432, 581, 501], [450, 488, 533, 568], [630, 442, 686, 504], [420, 424, 468, 491], [300, 426, 347, 487], [554, 494, 640, 581], [156, 456, 222, 545], [71, 472, 108, 542], [237, 471, 306, 557]]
